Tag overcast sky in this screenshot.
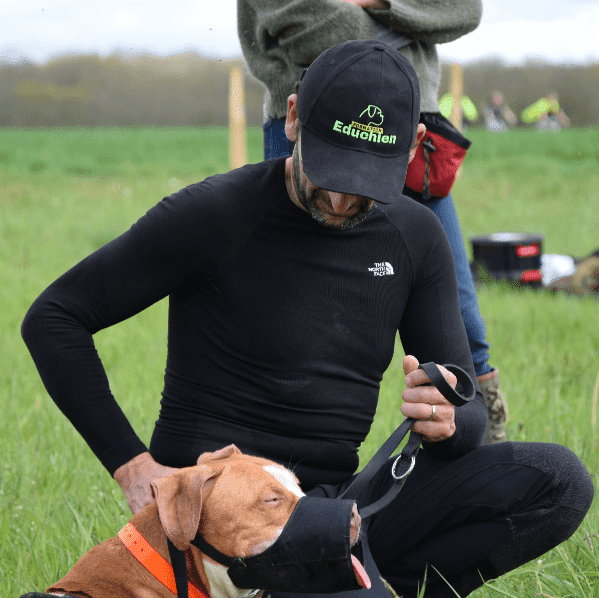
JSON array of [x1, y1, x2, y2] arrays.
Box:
[[1, 0, 598, 66]]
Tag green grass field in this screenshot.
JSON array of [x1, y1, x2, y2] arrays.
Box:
[[1, 126, 598, 597]]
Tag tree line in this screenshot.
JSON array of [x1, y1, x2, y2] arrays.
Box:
[[1, 52, 597, 128]]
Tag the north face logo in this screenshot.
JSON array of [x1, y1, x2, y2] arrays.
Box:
[[369, 262, 394, 276]]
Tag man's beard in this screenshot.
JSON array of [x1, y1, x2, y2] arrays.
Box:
[[291, 150, 374, 230]]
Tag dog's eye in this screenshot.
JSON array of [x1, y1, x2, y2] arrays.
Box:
[[264, 496, 282, 504]]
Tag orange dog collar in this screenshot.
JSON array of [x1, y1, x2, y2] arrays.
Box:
[[118, 522, 209, 598]]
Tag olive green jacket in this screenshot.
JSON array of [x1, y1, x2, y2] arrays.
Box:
[[238, 0, 482, 117]]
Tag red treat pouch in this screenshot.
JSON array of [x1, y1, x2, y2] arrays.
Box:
[[404, 112, 472, 202]]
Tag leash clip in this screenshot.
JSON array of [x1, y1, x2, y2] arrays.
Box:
[[391, 453, 416, 481]]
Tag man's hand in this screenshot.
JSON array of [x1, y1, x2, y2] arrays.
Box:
[[339, 0, 389, 10], [401, 355, 457, 442], [113, 452, 178, 515]]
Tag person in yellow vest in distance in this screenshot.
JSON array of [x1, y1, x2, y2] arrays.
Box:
[[482, 91, 517, 132], [439, 93, 478, 130], [521, 92, 570, 131]]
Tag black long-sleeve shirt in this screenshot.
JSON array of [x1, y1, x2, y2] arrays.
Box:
[[22, 157, 486, 489]]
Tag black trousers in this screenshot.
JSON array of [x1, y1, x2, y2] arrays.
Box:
[[307, 441, 594, 598]]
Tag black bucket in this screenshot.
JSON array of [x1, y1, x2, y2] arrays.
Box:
[[470, 233, 544, 286]]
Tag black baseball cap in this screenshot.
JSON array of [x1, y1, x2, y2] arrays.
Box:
[[297, 39, 420, 204]]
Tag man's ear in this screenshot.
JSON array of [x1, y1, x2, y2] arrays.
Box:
[[285, 94, 299, 143], [408, 124, 427, 164]]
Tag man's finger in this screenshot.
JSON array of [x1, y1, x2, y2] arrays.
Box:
[[403, 354, 419, 378], [405, 363, 458, 390], [402, 385, 452, 404]]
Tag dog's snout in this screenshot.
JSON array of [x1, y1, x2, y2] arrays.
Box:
[[350, 503, 361, 546]]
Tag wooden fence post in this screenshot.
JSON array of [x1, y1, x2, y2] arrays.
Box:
[[449, 62, 463, 132], [229, 66, 247, 169]]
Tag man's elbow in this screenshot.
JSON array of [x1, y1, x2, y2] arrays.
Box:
[[21, 296, 46, 351]]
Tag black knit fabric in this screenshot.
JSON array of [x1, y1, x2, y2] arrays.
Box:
[[487, 442, 595, 576], [22, 157, 485, 486]]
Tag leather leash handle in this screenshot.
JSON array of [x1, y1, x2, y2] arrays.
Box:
[[417, 362, 475, 407]]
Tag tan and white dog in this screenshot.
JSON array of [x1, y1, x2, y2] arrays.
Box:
[[43, 444, 361, 598]]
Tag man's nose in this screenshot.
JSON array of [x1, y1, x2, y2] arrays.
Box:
[[328, 192, 359, 214]]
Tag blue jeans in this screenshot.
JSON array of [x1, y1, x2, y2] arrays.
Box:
[[264, 117, 492, 376]]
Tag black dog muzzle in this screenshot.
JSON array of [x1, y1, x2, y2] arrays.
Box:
[[191, 495, 369, 593]]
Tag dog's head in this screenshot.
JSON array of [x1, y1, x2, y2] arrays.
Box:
[[150, 444, 304, 558], [150, 445, 363, 598]]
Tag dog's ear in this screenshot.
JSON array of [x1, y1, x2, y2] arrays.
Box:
[[151, 465, 216, 551], [196, 444, 242, 464]]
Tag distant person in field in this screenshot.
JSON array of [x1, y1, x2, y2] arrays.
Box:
[[238, 0, 509, 444], [438, 92, 479, 129], [521, 92, 571, 132], [482, 91, 517, 132], [22, 40, 593, 598]]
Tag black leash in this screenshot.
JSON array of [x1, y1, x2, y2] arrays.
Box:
[[339, 362, 475, 519], [167, 537, 190, 598]]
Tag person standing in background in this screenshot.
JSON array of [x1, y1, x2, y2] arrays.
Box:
[[238, 0, 509, 443], [522, 92, 570, 132], [439, 92, 479, 129], [482, 90, 517, 132], [483, 91, 518, 133]]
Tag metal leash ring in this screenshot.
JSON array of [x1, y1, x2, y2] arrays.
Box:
[[391, 453, 416, 480]]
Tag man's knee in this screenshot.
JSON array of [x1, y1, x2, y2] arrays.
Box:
[[512, 442, 593, 500], [511, 442, 594, 537]]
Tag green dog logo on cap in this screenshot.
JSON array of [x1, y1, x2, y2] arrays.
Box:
[[359, 105, 384, 127]]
